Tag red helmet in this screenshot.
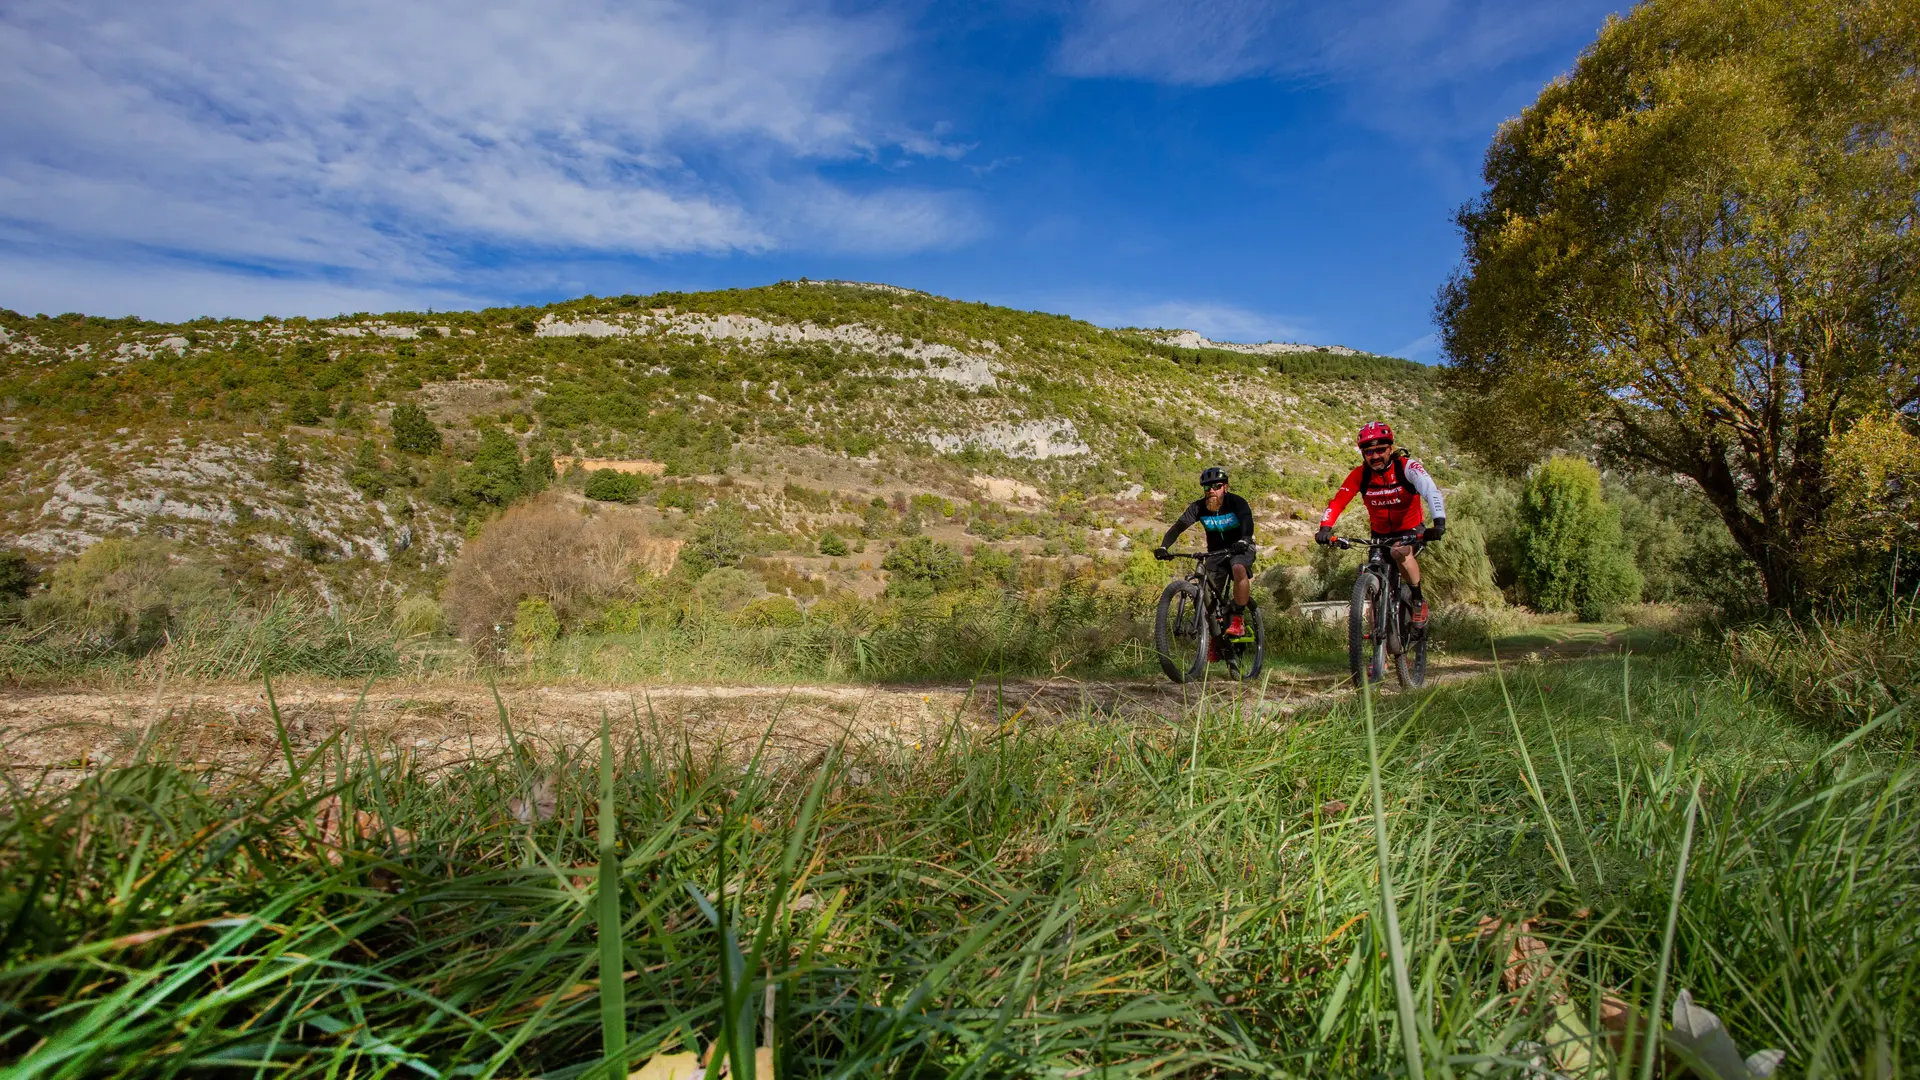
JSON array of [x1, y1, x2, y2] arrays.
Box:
[[1357, 421, 1395, 447]]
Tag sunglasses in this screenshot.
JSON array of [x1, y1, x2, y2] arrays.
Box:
[[1204, 481, 1227, 490], [1360, 442, 1393, 453]]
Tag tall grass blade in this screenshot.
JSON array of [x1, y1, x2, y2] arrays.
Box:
[[1362, 682, 1425, 1080], [1640, 774, 1702, 1080], [596, 709, 627, 1073]]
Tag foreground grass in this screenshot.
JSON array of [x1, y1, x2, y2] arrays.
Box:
[[2, 655, 1913, 1077]]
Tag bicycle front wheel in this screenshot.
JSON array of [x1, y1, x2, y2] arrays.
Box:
[[1155, 579, 1208, 683], [1349, 572, 1386, 688]]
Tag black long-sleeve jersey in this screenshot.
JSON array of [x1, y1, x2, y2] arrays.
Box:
[[1161, 492, 1255, 553]]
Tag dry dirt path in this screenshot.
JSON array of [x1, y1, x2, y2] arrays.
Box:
[[0, 636, 1618, 786]]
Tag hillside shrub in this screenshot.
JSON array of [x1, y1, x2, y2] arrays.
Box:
[[882, 537, 964, 599], [816, 531, 849, 557], [442, 497, 659, 645], [349, 440, 387, 498], [694, 567, 763, 613], [390, 403, 441, 454], [1517, 457, 1642, 620], [511, 598, 560, 652], [584, 469, 646, 503], [456, 428, 525, 507], [26, 538, 222, 650], [391, 596, 444, 637], [682, 509, 748, 574], [0, 549, 38, 602]]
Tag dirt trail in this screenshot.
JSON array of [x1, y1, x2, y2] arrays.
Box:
[[0, 636, 1618, 785]]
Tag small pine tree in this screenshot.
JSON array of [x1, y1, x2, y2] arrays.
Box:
[[817, 531, 849, 557], [286, 391, 326, 426], [1517, 456, 1643, 620], [350, 440, 387, 498], [521, 442, 556, 496], [390, 403, 441, 454], [266, 438, 304, 484]]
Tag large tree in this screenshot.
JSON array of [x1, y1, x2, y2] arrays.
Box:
[[1438, 0, 1920, 608]]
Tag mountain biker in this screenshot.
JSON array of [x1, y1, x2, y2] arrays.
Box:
[[1156, 466, 1256, 638], [1314, 422, 1446, 627]]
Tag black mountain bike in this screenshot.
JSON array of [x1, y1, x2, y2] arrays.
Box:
[[1152, 547, 1265, 684], [1332, 533, 1427, 690]]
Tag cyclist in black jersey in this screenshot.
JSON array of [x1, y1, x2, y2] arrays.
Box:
[[1156, 466, 1256, 638]]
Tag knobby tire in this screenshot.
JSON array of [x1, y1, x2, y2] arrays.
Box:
[[1155, 579, 1207, 684], [1349, 571, 1386, 688]]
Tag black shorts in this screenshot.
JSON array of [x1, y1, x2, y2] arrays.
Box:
[[1223, 547, 1256, 573]]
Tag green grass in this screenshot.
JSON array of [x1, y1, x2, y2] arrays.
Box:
[[3, 654, 1913, 1076]]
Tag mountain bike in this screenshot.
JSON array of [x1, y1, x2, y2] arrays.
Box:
[[1331, 533, 1427, 690], [1152, 547, 1265, 684]]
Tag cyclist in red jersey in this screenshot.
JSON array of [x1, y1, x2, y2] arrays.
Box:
[[1314, 422, 1447, 626]]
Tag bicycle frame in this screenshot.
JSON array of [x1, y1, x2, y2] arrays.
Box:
[[1164, 550, 1234, 632], [1337, 533, 1424, 661]]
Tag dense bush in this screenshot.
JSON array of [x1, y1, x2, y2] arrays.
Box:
[[817, 531, 849, 557], [1419, 517, 1503, 607], [389, 403, 442, 454], [584, 468, 646, 503], [881, 537, 964, 599], [26, 538, 223, 651], [1516, 457, 1642, 620], [0, 549, 38, 602], [442, 498, 663, 645], [1722, 603, 1918, 731], [456, 429, 526, 508]]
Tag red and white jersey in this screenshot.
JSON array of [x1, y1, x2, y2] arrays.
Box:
[[1320, 455, 1445, 536]]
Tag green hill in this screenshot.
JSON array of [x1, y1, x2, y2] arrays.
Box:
[[0, 282, 1449, 629]]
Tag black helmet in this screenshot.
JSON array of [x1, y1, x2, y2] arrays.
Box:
[[1199, 466, 1228, 487]]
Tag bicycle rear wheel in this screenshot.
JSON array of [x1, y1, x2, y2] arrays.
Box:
[[1396, 610, 1427, 688], [1155, 580, 1208, 683], [1233, 603, 1266, 681]]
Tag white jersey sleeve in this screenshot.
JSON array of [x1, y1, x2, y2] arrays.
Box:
[[1403, 458, 1446, 521]]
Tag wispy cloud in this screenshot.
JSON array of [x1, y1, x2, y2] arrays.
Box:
[[1064, 296, 1317, 345], [1055, 0, 1616, 140], [0, 0, 976, 310], [0, 254, 481, 322]]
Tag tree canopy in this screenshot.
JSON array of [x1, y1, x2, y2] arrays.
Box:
[[1438, 0, 1920, 607]]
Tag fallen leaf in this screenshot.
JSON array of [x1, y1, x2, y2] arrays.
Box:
[[1476, 916, 1558, 997], [629, 1050, 703, 1080], [1318, 800, 1349, 817], [1543, 1002, 1601, 1076]]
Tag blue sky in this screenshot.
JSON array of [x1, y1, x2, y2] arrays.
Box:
[[0, 0, 1621, 359]]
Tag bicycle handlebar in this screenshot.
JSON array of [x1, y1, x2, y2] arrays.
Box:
[[1330, 534, 1425, 552], [1152, 545, 1244, 564]]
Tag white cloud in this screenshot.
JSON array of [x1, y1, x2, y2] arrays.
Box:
[[0, 255, 479, 322], [0, 0, 976, 312]]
